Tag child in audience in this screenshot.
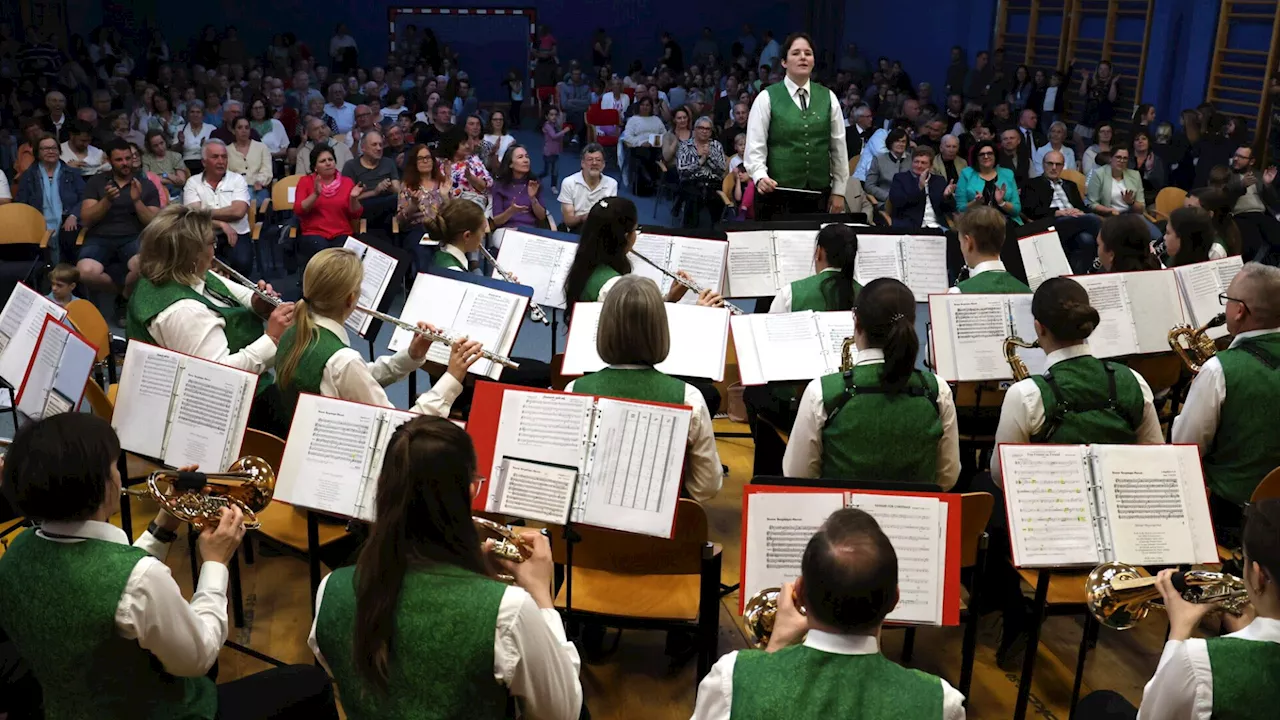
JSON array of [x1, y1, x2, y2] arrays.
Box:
[[541, 107, 569, 192], [47, 264, 79, 307]]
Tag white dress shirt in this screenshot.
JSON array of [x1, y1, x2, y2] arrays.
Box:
[[770, 267, 842, 313], [60, 142, 106, 176], [1171, 327, 1280, 452], [309, 315, 462, 416], [557, 171, 618, 216], [0, 171, 9, 201], [309, 573, 583, 720], [1208, 242, 1228, 261], [147, 276, 277, 375], [1031, 143, 1077, 178], [745, 76, 849, 196], [782, 349, 961, 489], [692, 630, 966, 720], [1136, 617, 1280, 720], [992, 344, 1164, 481], [567, 365, 722, 501], [36, 519, 228, 678], [182, 171, 251, 235], [947, 259, 1007, 294]]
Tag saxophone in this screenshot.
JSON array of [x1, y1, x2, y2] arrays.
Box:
[[1169, 313, 1227, 374], [1003, 336, 1041, 381], [841, 337, 857, 371]]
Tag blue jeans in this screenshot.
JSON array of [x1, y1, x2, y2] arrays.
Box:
[[217, 232, 255, 278], [297, 234, 345, 276], [1054, 214, 1103, 274], [249, 187, 270, 207]]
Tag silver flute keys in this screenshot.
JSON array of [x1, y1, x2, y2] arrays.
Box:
[[212, 258, 283, 307], [627, 250, 745, 315], [480, 246, 551, 325], [354, 305, 520, 369]]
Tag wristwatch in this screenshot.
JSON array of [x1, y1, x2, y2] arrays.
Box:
[[147, 520, 179, 544]]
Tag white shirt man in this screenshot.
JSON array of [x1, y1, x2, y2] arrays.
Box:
[[183, 163, 252, 236], [323, 89, 357, 134], [600, 87, 630, 116], [558, 148, 618, 230]]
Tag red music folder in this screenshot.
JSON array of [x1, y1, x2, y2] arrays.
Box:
[[740, 484, 963, 626], [15, 315, 97, 419]]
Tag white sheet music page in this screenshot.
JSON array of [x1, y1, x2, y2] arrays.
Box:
[[1122, 271, 1188, 353], [559, 302, 605, 375], [815, 311, 857, 374], [165, 360, 252, 471], [1000, 444, 1100, 567], [1073, 275, 1140, 358], [392, 275, 521, 379], [0, 284, 67, 388], [629, 234, 675, 294], [1174, 257, 1241, 340], [495, 230, 575, 310], [845, 493, 945, 625], [669, 237, 728, 306], [853, 235, 905, 286], [943, 295, 1013, 381], [1094, 445, 1218, 565], [342, 236, 397, 336], [655, 304, 729, 381], [485, 391, 596, 508], [1019, 230, 1071, 291], [15, 320, 69, 420], [749, 312, 828, 382], [730, 315, 765, 385], [579, 398, 691, 537], [773, 230, 820, 287], [725, 231, 777, 297], [489, 458, 578, 524], [902, 236, 949, 301], [113, 343, 183, 460], [276, 396, 382, 519], [743, 491, 844, 605]]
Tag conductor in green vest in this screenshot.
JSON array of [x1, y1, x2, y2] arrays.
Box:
[[0, 413, 339, 720], [692, 507, 966, 719], [1173, 263, 1280, 542], [1073, 498, 1280, 720], [744, 33, 849, 221]]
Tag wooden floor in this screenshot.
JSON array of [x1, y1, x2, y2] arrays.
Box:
[[0, 420, 1165, 719]]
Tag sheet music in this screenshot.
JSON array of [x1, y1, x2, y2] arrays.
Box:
[[17, 321, 95, 420], [0, 285, 67, 388], [391, 274, 522, 379], [485, 390, 595, 500], [165, 361, 250, 471], [853, 235, 904, 285], [755, 312, 828, 381], [1123, 271, 1188, 353], [668, 237, 728, 305], [845, 494, 945, 625], [561, 302, 729, 380], [629, 233, 674, 293], [1174, 257, 1241, 340], [725, 231, 777, 297], [113, 344, 183, 460], [490, 458, 578, 524], [774, 230, 819, 287], [276, 397, 382, 520], [743, 491, 844, 604], [815, 312, 857, 374], [1000, 445, 1100, 567], [943, 296, 1012, 381], [1019, 230, 1072, 291], [493, 230, 576, 309], [902, 236, 949, 301], [1008, 297, 1047, 377], [342, 236, 398, 336], [1094, 445, 1218, 565], [580, 398, 691, 537], [1073, 275, 1141, 358]]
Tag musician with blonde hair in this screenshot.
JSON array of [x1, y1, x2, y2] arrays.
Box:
[[564, 275, 722, 501], [274, 247, 483, 421], [949, 206, 1030, 294]]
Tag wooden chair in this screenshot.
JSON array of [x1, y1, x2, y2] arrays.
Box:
[[1012, 566, 1099, 720], [955, 492, 995, 701], [1060, 169, 1087, 199], [1125, 353, 1184, 396], [1154, 187, 1188, 220], [548, 499, 722, 685], [253, 174, 303, 244], [1252, 466, 1280, 502], [0, 204, 53, 287], [64, 298, 116, 386]]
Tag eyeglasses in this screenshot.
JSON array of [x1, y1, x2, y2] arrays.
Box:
[[1233, 153, 1252, 161], [1219, 293, 1249, 314], [1112, 155, 1129, 162], [976, 151, 995, 157]]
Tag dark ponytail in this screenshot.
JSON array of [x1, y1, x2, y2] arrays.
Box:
[[563, 196, 638, 320], [853, 278, 918, 395], [1032, 277, 1099, 342], [816, 224, 859, 311], [1167, 206, 1216, 267], [1100, 214, 1162, 272]]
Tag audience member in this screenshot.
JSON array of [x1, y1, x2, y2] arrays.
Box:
[[1086, 145, 1160, 243], [864, 128, 911, 202], [60, 120, 106, 177], [323, 83, 356, 135], [130, 143, 169, 211], [294, 144, 363, 271], [296, 117, 354, 175], [41, 90, 71, 142], [622, 96, 666, 196], [227, 117, 272, 206], [1031, 121, 1077, 177], [559, 68, 592, 145], [1075, 60, 1120, 152], [540, 107, 570, 191], [342, 130, 400, 231], [1080, 121, 1115, 177], [484, 110, 518, 167], [719, 102, 749, 157], [957, 139, 1021, 223], [439, 127, 492, 206], [1223, 145, 1280, 260], [888, 146, 955, 229], [141, 130, 187, 198], [347, 104, 379, 153], [398, 143, 449, 265], [1023, 149, 1103, 273], [178, 101, 214, 174], [933, 134, 967, 183], [13, 118, 45, 185], [183, 140, 253, 276], [78, 139, 161, 320], [14, 133, 86, 264], [677, 116, 728, 228], [558, 143, 617, 230], [492, 145, 548, 231], [997, 128, 1029, 185]]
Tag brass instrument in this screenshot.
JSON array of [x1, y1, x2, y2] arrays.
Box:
[[479, 246, 550, 325], [474, 517, 534, 582], [355, 305, 520, 369], [627, 250, 746, 315], [1003, 336, 1041, 381], [742, 586, 806, 648], [841, 337, 857, 371], [211, 258, 282, 308], [138, 457, 276, 531], [1085, 561, 1250, 630], [1169, 313, 1226, 374]]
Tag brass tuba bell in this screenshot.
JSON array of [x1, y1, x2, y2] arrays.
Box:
[[1003, 336, 1040, 381], [1085, 561, 1250, 630], [742, 586, 805, 648], [142, 457, 276, 532], [1169, 313, 1226, 374]]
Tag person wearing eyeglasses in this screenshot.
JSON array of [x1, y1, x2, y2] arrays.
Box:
[[1223, 145, 1280, 261], [1086, 144, 1163, 243], [13, 133, 86, 264], [1173, 263, 1280, 543], [676, 116, 728, 228], [1023, 149, 1102, 273]]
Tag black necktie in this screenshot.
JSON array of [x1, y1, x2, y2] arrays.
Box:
[[1024, 129, 1033, 148], [798, 88, 808, 112]]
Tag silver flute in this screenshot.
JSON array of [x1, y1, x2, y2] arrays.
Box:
[[627, 251, 745, 315], [354, 305, 520, 369], [212, 258, 282, 307], [479, 246, 550, 325]]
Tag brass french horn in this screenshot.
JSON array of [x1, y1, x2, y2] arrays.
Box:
[[140, 457, 275, 531], [1169, 313, 1226, 374], [1003, 336, 1041, 381], [474, 516, 535, 582], [743, 586, 806, 648], [1085, 561, 1250, 630]]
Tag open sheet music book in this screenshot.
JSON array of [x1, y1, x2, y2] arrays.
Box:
[[999, 443, 1218, 568], [741, 485, 961, 626], [1018, 229, 1072, 291], [389, 269, 531, 380], [274, 394, 416, 522], [490, 228, 578, 310], [113, 342, 255, 473], [0, 283, 69, 389], [1173, 256, 1243, 341], [928, 294, 1045, 381], [468, 382, 692, 538], [1071, 270, 1189, 358], [562, 302, 730, 381], [723, 228, 818, 298], [342, 236, 399, 337], [15, 317, 97, 419], [852, 234, 949, 301], [731, 311, 856, 385], [630, 231, 728, 305]]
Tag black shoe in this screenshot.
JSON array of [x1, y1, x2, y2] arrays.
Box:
[[114, 296, 128, 329]]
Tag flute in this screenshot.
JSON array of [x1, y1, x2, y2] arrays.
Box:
[[354, 305, 520, 369], [212, 258, 282, 307], [627, 250, 745, 315], [479, 246, 551, 325]]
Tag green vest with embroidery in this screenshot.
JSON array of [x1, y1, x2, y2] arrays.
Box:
[[1028, 355, 1144, 444], [1203, 334, 1280, 505], [315, 564, 509, 720], [0, 532, 218, 720], [572, 367, 686, 405], [1206, 636, 1280, 720], [765, 81, 833, 190], [789, 271, 861, 312], [819, 365, 942, 483], [432, 248, 465, 270], [127, 272, 273, 395], [731, 645, 944, 719], [275, 324, 348, 422], [581, 265, 622, 303], [956, 270, 1030, 294]]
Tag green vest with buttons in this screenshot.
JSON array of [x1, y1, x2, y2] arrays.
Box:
[[1028, 355, 1144, 444], [0, 532, 218, 720], [819, 365, 942, 483], [765, 81, 833, 191], [571, 367, 686, 405], [1202, 334, 1280, 505], [955, 271, 1030, 294], [1205, 636, 1280, 720], [789, 271, 861, 312], [581, 265, 622, 303], [731, 645, 944, 720], [432, 248, 465, 270], [275, 324, 348, 422]]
